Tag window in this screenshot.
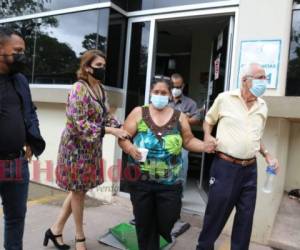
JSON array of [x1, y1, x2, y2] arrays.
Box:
[[0, 0, 101, 18], [3, 9, 110, 85], [106, 10, 127, 88], [111, 0, 231, 11], [125, 22, 150, 115], [287, 9, 300, 96], [34, 9, 109, 84]]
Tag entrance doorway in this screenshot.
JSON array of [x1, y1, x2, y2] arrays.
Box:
[[153, 15, 233, 213], [121, 7, 236, 214]]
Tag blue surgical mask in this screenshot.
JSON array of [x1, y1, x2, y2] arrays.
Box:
[[249, 79, 268, 97], [150, 94, 169, 109]]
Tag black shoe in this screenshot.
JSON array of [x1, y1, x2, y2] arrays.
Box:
[[43, 228, 70, 249], [288, 189, 300, 200], [75, 237, 87, 250], [129, 218, 136, 225]]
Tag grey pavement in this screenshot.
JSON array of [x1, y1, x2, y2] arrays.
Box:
[[0, 184, 274, 250]]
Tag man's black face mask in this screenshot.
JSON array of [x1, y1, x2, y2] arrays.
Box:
[[9, 53, 27, 74], [1, 53, 27, 74]]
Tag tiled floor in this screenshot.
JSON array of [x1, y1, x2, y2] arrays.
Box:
[[182, 177, 206, 215]]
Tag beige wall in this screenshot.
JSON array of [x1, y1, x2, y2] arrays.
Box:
[[231, 0, 293, 97], [285, 122, 300, 191]]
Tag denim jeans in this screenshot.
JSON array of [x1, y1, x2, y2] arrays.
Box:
[[0, 158, 29, 250]]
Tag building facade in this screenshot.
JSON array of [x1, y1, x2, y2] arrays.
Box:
[[1, 0, 300, 246]]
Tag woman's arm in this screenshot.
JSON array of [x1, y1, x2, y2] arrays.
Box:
[[180, 113, 216, 153], [118, 107, 142, 160]]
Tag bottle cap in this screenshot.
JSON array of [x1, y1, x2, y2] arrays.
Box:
[[266, 166, 276, 175]]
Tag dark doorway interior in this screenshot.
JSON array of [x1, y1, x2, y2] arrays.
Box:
[[154, 15, 231, 212], [121, 15, 232, 213]]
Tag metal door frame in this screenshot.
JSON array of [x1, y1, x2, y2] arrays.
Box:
[[121, 5, 239, 201], [122, 6, 239, 108]]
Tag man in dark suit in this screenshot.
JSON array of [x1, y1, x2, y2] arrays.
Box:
[[0, 27, 45, 250]]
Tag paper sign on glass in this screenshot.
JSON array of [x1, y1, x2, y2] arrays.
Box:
[[237, 40, 281, 89]]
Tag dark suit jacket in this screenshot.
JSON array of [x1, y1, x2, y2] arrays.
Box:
[[12, 73, 46, 156]]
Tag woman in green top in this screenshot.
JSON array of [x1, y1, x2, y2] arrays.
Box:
[[119, 77, 216, 250]]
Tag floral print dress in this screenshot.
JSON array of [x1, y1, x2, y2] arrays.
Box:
[[56, 80, 120, 191]]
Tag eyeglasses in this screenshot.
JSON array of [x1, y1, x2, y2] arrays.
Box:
[[246, 75, 267, 80], [153, 75, 171, 84], [154, 75, 171, 80]]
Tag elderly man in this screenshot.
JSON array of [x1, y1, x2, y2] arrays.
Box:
[[196, 63, 279, 250], [169, 73, 203, 189], [0, 27, 45, 250]]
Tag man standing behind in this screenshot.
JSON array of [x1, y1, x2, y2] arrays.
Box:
[[169, 73, 202, 188], [0, 27, 45, 250], [196, 63, 279, 250]]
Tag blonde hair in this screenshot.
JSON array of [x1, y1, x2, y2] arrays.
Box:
[[76, 50, 106, 81]]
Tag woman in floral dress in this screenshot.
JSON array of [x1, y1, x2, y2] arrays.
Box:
[[43, 50, 129, 250]]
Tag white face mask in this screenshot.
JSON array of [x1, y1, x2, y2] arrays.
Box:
[[171, 88, 182, 98]]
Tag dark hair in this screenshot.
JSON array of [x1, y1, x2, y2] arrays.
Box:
[[151, 75, 172, 92], [170, 73, 184, 87], [77, 49, 106, 81], [0, 26, 23, 45]]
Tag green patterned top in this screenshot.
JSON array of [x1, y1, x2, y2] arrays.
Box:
[[129, 106, 183, 185]]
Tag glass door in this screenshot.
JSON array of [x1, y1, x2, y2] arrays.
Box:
[[120, 18, 156, 191]]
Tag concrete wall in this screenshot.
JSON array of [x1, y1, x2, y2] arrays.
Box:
[[285, 122, 300, 191]]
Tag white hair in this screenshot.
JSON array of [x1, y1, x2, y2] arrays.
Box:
[[241, 63, 263, 78]]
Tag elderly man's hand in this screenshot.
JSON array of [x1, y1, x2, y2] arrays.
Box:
[[204, 134, 218, 153], [203, 141, 217, 153], [265, 154, 280, 174]]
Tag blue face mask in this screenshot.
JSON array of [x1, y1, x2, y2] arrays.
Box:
[[150, 94, 169, 109], [249, 79, 268, 97]]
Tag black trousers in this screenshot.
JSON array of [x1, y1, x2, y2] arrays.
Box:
[[196, 156, 257, 250], [129, 181, 182, 250]]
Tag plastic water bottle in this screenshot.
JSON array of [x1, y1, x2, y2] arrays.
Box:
[[262, 165, 276, 194]]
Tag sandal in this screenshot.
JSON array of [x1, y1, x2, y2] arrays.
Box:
[[75, 238, 87, 250]]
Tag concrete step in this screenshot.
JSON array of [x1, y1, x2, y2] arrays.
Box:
[[269, 193, 300, 250]]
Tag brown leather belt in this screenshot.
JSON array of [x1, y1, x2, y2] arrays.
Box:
[[217, 152, 256, 167]]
